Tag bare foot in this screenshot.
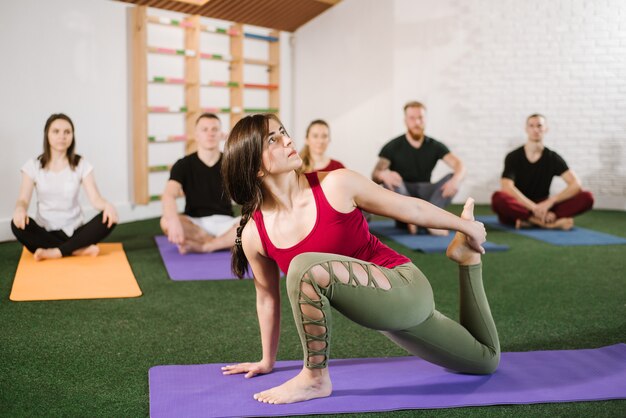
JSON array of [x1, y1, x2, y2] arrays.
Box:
[[446, 199, 481, 266], [253, 368, 332, 404], [72, 245, 100, 257], [201, 241, 219, 253], [528, 216, 574, 230], [178, 238, 210, 254], [407, 224, 418, 235], [427, 228, 449, 236], [515, 219, 532, 229], [547, 217, 574, 230], [33, 248, 62, 261]]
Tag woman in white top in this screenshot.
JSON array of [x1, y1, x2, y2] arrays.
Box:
[[11, 113, 118, 261]]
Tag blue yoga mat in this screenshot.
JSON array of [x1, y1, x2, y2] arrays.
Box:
[[476, 215, 626, 246], [369, 220, 509, 253], [149, 344, 626, 417]]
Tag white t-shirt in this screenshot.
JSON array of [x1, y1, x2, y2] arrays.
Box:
[[22, 157, 93, 236]]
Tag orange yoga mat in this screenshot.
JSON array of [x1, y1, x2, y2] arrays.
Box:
[[10, 243, 142, 301]]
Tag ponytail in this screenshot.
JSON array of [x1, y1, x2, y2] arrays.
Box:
[[223, 114, 277, 278], [299, 145, 313, 173], [231, 203, 255, 278]]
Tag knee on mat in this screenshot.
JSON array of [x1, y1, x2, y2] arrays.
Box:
[[481, 352, 500, 374], [456, 355, 500, 375], [469, 349, 500, 375]]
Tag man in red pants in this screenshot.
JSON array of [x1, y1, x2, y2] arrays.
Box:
[[491, 114, 594, 230]]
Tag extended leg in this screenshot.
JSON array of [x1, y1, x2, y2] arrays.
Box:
[[381, 264, 499, 374], [383, 199, 500, 373]]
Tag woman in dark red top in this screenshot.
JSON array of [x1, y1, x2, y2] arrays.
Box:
[[221, 114, 500, 404], [299, 119, 345, 173]]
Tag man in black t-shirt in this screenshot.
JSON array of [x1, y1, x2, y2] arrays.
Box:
[[491, 114, 594, 229], [372, 101, 465, 235], [160, 113, 239, 253]]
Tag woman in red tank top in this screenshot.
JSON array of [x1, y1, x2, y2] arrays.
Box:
[[220, 114, 500, 405], [298, 119, 345, 173]]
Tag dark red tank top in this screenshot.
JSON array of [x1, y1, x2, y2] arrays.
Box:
[[253, 172, 410, 274]]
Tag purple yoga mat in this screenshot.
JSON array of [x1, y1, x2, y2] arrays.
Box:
[[154, 236, 250, 280], [149, 344, 626, 417]]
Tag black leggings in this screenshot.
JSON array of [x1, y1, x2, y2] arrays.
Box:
[[11, 213, 116, 256]]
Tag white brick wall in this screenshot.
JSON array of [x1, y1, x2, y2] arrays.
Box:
[[442, 0, 626, 206], [295, 0, 626, 209]]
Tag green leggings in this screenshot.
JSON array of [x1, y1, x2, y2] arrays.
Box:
[[286, 253, 500, 374]]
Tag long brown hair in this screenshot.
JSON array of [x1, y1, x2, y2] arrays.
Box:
[[222, 114, 282, 278], [299, 119, 329, 173], [39, 113, 81, 169]]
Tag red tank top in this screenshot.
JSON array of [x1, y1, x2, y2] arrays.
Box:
[[253, 172, 410, 274]]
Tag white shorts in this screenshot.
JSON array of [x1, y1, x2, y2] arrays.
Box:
[[187, 214, 240, 237]]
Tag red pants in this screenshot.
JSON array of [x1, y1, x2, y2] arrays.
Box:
[[491, 190, 594, 226]]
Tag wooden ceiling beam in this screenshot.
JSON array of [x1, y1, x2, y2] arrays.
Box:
[[114, 0, 338, 32]]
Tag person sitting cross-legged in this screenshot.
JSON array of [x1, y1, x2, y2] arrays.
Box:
[[160, 113, 239, 253], [491, 113, 594, 230]]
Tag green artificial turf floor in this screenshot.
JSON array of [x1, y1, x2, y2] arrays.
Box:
[[1, 205, 625, 417]]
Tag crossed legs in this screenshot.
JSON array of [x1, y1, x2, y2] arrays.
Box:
[[11, 213, 115, 261], [491, 190, 594, 230], [160, 215, 237, 254], [394, 173, 454, 235]]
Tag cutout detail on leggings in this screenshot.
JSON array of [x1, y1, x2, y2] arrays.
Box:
[[296, 260, 392, 369], [299, 271, 328, 368]]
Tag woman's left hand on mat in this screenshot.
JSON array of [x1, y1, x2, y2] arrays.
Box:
[[221, 361, 272, 378]]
